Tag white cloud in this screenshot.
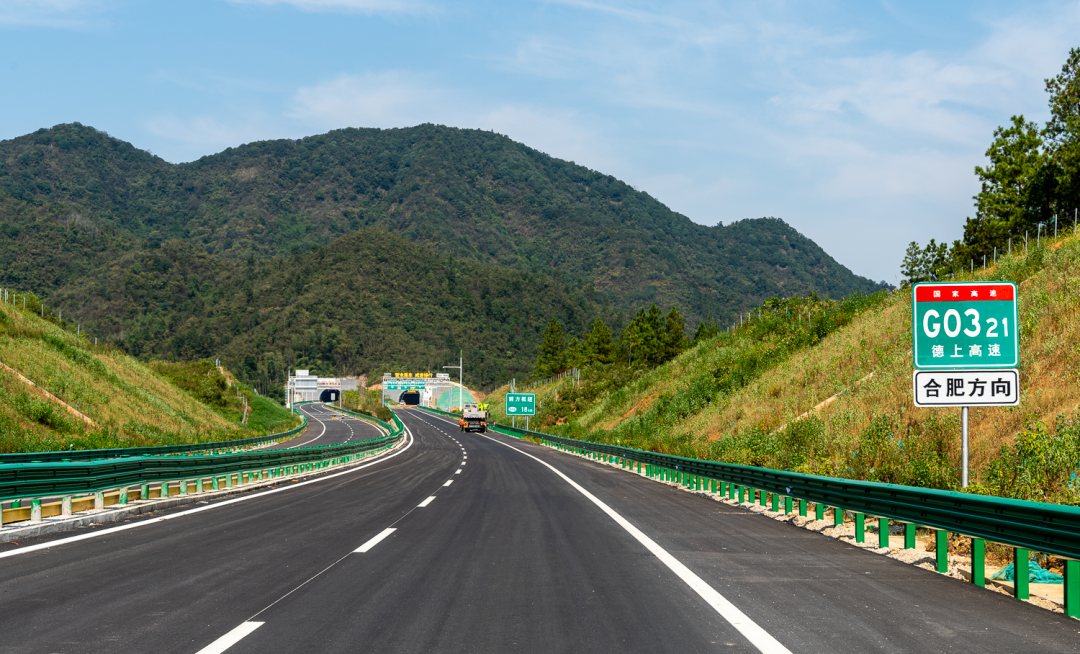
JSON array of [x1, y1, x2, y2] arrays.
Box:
[[223, 0, 433, 15], [288, 72, 446, 128], [287, 71, 620, 173], [0, 0, 109, 29], [142, 114, 291, 162]]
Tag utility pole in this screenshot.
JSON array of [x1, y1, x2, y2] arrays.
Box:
[[443, 351, 463, 412]]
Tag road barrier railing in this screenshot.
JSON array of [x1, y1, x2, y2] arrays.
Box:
[[0, 404, 318, 464], [416, 406, 1080, 615], [0, 409, 405, 528]]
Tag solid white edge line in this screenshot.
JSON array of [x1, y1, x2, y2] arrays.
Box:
[[0, 421, 416, 560], [285, 405, 328, 449], [195, 621, 264, 654], [443, 479, 453, 487], [473, 428, 792, 654], [354, 527, 396, 553], [417, 496, 436, 508]]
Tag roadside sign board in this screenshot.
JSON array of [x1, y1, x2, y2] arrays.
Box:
[[383, 380, 427, 391], [913, 369, 1019, 407], [912, 282, 1018, 369], [505, 393, 536, 416]]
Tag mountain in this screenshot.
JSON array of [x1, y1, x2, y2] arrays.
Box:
[[0, 123, 885, 392], [0, 123, 885, 320]]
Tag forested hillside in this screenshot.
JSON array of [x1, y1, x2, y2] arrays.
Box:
[[0, 123, 883, 326], [50, 229, 609, 394]]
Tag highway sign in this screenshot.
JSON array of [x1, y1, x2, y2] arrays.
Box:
[[912, 282, 1018, 370], [383, 380, 426, 391], [913, 369, 1019, 407], [505, 393, 536, 416]]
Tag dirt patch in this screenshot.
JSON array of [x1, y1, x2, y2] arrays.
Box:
[[604, 393, 659, 430]]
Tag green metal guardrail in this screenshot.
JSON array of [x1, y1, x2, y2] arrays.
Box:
[[0, 409, 406, 503], [0, 404, 314, 464], [416, 405, 1080, 613]]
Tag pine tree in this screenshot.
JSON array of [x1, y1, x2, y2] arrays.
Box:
[[583, 318, 615, 364], [663, 306, 687, 361], [692, 316, 720, 344], [535, 318, 568, 376]]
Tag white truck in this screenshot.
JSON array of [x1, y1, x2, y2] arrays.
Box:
[[459, 403, 488, 433]]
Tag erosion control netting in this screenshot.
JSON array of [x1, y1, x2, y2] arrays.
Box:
[[435, 387, 475, 412], [991, 562, 1064, 584]]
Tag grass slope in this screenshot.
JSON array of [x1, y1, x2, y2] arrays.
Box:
[[0, 299, 294, 452], [486, 233, 1080, 502]]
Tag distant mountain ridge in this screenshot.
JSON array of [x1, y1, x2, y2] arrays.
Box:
[[0, 123, 885, 328]]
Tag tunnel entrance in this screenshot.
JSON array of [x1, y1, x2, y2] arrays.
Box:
[[400, 390, 421, 406], [320, 389, 340, 403]]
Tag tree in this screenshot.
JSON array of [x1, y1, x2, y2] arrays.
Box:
[[535, 318, 568, 376], [958, 114, 1059, 265], [901, 239, 952, 286], [565, 337, 587, 369], [1044, 47, 1080, 216], [692, 316, 720, 344], [583, 318, 615, 364], [663, 306, 687, 360]]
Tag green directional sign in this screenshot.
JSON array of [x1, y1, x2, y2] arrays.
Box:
[[912, 282, 1018, 370], [384, 380, 426, 391], [505, 393, 536, 416]]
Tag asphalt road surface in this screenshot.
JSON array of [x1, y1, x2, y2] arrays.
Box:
[[0, 407, 1077, 653]]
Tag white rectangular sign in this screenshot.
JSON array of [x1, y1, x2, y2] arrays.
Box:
[[913, 369, 1019, 407]]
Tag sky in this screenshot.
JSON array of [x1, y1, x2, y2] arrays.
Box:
[[1, 1, 1078, 284]]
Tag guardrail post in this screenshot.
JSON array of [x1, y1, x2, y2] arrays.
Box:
[[94, 491, 104, 510], [855, 513, 865, 542], [772, 493, 779, 512], [878, 518, 889, 548], [784, 496, 793, 514], [119, 487, 128, 504], [31, 499, 42, 522], [756, 489, 763, 506], [834, 507, 843, 526], [180, 480, 188, 495], [904, 523, 916, 549], [62, 496, 72, 516], [711, 479, 717, 493], [141, 484, 150, 500], [799, 499, 807, 517], [197, 479, 204, 493], [212, 477, 219, 490], [935, 531, 948, 572], [1014, 549, 1030, 600], [815, 503, 824, 520], [971, 539, 985, 587], [161, 482, 169, 498], [1065, 560, 1079, 619]]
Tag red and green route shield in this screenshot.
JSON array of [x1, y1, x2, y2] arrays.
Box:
[[912, 281, 1018, 369]]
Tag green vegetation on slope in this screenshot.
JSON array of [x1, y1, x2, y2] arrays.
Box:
[[0, 122, 883, 350], [488, 234, 1080, 503], [66, 229, 610, 393], [0, 297, 295, 452]]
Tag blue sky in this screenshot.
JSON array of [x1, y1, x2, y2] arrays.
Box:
[[1, 0, 1078, 283]]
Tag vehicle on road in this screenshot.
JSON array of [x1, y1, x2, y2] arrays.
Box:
[[459, 403, 488, 432]]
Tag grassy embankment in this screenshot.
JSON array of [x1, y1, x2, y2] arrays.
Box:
[[486, 232, 1080, 503], [0, 297, 296, 452]]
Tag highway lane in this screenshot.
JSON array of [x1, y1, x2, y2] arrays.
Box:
[[0, 410, 459, 653], [1, 408, 1078, 652], [262, 403, 385, 450]]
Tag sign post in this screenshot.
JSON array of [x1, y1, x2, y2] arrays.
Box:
[[506, 393, 536, 431], [913, 282, 1019, 488]]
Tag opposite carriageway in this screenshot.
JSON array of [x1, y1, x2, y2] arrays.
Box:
[[0, 408, 1076, 652]]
